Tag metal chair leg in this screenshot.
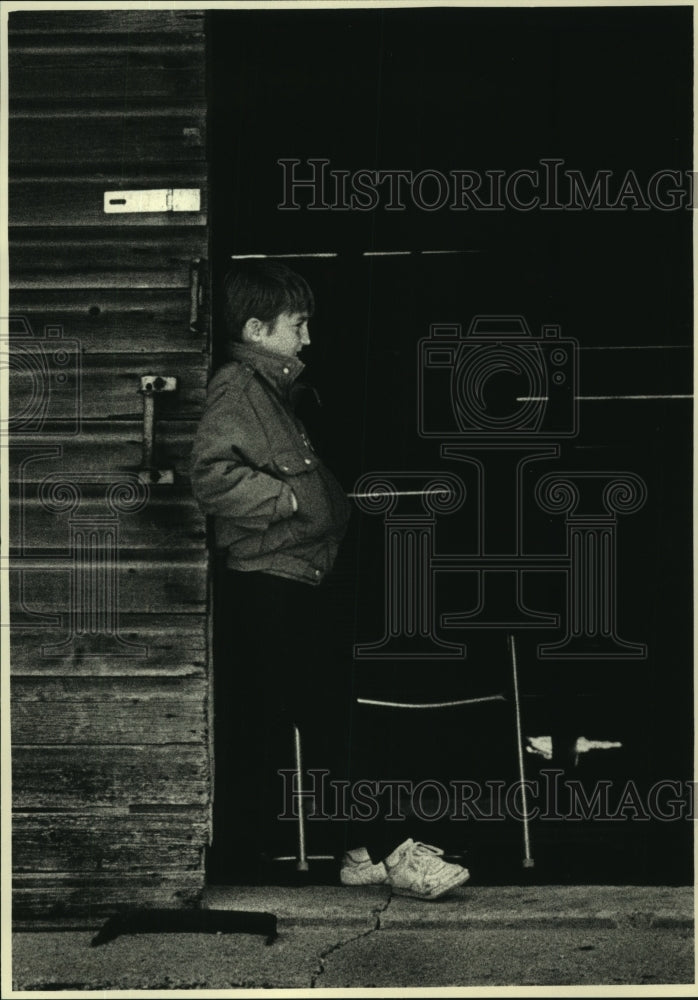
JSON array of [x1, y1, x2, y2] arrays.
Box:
[[293, 723, 309, 872], [509, 634, 535, 869]]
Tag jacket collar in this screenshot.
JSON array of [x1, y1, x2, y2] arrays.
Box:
[[230, 340, 305, 394]]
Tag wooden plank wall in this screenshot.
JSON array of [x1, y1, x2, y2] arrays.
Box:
[[8, 9, 211, 917]]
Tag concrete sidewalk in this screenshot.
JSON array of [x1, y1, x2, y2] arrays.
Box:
[[204, 882, 695, 929], [9, 885, 696, 992]]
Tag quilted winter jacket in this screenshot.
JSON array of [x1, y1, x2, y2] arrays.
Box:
[[190, 341, 352, 584]]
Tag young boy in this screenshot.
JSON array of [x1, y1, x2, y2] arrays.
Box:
[[191, 260, 469, 899]]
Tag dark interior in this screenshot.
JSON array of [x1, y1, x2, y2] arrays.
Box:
[[207, 5, 693, 885]]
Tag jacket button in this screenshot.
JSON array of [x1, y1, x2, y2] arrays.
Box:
[[304, 458, 312, 465], [283, 367, 290, 375], [282, 465, 289, 472], [314, 569, 321, 577]]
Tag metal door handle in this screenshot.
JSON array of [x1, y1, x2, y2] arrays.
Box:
[[138, 375, 177, 485], [190, 258, 206, 333]]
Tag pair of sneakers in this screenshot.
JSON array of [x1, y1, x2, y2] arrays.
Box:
[[340, 839, 469, 900]]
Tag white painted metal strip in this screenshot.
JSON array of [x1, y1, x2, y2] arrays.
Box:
[[518, 395, 692, 401], [104, 189, 201, 213], [231, 252, 338, 259]]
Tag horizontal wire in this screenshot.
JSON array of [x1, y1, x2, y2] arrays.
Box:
[[357, 694, 505, 709], [347, 488, 451, 498], [230, 249, 479, 259], [271, 855, 336, 862], [518, 394, 692, 401]]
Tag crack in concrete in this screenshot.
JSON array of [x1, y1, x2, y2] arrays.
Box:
[[309, 893, 393, 988]]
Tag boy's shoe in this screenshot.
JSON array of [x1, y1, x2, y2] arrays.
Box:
[[340, 847, 389, 886], [384, 839, 470, 900]]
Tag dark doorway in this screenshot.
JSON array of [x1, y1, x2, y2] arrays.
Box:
[[206, 5, 693, 885]]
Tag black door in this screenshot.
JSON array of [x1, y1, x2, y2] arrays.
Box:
[[206, 5, 693, 885]]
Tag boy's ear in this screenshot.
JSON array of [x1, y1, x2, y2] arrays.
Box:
[[242, 317, 264, 342]]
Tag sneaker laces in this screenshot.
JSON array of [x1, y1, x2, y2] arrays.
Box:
[[411, 842, 446, 858]]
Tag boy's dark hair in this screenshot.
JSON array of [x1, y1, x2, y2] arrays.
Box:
[[222, 260, 315, 341]]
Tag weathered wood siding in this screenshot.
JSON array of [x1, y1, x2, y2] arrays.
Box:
[[9, 9, 211, 917]]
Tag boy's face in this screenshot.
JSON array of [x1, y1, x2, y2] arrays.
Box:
[[257, 311, 311, 357]]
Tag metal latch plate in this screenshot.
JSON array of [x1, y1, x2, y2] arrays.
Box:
[[104, 190, 201, 213], [140, 375, 177, 393]]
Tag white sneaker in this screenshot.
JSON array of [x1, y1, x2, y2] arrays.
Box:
[[385, 839, 470, 900], [340, 847, 388, 886]]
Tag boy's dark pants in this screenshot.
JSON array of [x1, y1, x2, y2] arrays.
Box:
[[213, 566, 398, 868]]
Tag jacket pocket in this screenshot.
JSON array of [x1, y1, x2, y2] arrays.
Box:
[[272, 449, 319, 477], [271, 448, 334, 539]]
